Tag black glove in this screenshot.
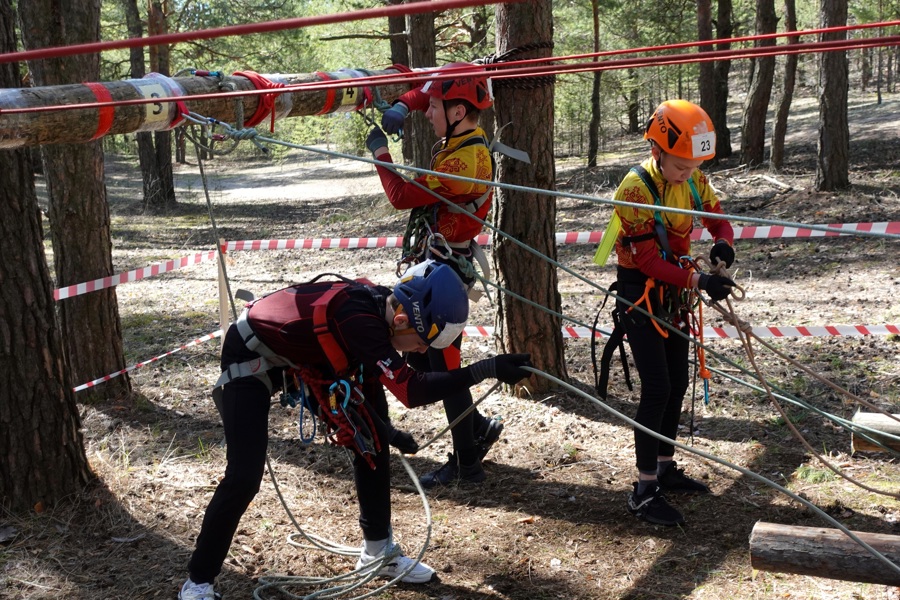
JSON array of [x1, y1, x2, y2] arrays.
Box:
[[698, 273, 736, 301], [469, 353, 532, 385], [388, 425, 419, 454], [709, 240, 735, 268], [381, 102, 409, 134], [366, 126, 388, 156]]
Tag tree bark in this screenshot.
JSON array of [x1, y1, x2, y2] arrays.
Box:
[[0, 0, 92, 513], [740, 0, 777, 167], [587, 0, 601, 167], [750, 521, 900, 586], [19, 0, 131, 401], [406, 1, 437, 169], [713, 0, 734, 159], [147, 0, 177, 210], [815, 0, 850, 191], [492, 0, 566, 393], [770, 0, 798, 171], [697, 0, 716, 129], [122, 0, 168, 209], [0, 68, 413, 149]]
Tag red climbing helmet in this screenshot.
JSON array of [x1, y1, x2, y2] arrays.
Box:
[[421, 62, 493, 110], [644, 99, 716, 160]]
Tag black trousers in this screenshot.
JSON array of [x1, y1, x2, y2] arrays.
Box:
[[617, 278, 690, 474], [187, 326, 392, 584]]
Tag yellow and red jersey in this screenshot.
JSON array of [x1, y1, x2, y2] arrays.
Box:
[[613, 157, 733, 288], [374, 126, 493, 244]]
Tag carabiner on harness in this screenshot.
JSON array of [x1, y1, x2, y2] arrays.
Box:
[[328, 379, 352, 415]]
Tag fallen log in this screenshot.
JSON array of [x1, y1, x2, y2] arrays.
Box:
[[750, 521, 900, 586], [851, 411, 900, 453], [0, 68, 411, 149]]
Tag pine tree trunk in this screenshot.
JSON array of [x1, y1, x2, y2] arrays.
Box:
[[492, 0, 566, 393], [815, 0, 850, 191], [713, 0, 734, 159], [406, 2, 437, 169], [740, 0, 777, 167], [19, 0, 131, 401], [587, 0, 601, 167], [770, 0, 798, 171], [0, 0, 92, 513]]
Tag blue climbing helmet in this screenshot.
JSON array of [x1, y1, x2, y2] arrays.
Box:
[[393, 261, 468, 349]]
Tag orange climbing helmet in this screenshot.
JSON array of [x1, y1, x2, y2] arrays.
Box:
[[644, 99, 716, 160], [421, 62, 493, 110]]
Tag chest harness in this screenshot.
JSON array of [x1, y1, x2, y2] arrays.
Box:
[[213, 275, 384, 468], [398, 127, 530, 303], [593, 165, 706, 400]]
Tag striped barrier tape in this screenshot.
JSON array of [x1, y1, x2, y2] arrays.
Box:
[[73, 329, 223, 392], [73, 323, 899, 392], [224, 221, 900, 252], [55, 223, 899, 301], [54, 250, 218, 301]]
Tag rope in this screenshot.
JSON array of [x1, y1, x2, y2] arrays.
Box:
[[521, 366, 900, 579], [184, 114, 900, 592]]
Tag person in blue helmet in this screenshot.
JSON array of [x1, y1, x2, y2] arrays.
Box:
[[178, 262, 532, 600]]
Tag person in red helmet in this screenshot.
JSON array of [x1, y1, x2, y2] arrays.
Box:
[[608, 100, 736, 527], [363, 62, 502, 489], [177, 263, 531, 600]]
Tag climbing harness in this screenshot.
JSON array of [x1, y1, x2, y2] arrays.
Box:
[[213, 274, 385, 467], [396, 125, 529, 304]]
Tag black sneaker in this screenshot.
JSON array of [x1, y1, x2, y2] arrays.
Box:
[[658, 461, 710, 494], [474, 417, 504, 461], [419, 453, 486, 489], [627, 483, 685, 526]]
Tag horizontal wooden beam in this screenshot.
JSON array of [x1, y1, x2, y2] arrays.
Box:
[[750, 521, 900, 586], [0, 68, 410, 149], [851, 411, 900, 453]]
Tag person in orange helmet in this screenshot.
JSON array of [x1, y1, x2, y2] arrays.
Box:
[[610, 100, 736, 526]]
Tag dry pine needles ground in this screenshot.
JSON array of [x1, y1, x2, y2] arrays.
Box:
[[3, 95, 900, 600]]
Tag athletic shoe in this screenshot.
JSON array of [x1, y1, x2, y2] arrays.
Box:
[[355, 542, 436, 583], [475, 417, 504, 460], [419, 453, 486, 489], [178, 578, 221, 600], [658, 461, 710, 494], [626, 483, 685, 526]]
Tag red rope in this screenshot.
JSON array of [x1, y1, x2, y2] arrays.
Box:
[[5, 33, 895, 118], [233, 70, 284, 132], [0, 0, 517, 64]]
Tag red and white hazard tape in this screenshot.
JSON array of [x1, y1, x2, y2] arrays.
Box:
[[462, 324, 900, 339], [224, 222, 899, 252], [73, 329, 222, 392], [56, 223, 898, 301], [74, 322, 899, 392], [55, 250, 218, 301]]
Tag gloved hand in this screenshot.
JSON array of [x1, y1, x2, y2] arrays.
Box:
[[469, 353, 533, 385], [388, 425, 419, 454], [381, 102, 409, 134], [698, 273, 736, 302], [366, 126, 388, 156], [709, 240, 735, 268]]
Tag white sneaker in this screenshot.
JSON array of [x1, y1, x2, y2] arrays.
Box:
[[179, 578, 221, 600], [355, 543, 436, 583]]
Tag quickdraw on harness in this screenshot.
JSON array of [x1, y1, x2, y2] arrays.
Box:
[[213, 274, 384, 468], [593, 165, 708, 399], [397, 125, 530, 303]]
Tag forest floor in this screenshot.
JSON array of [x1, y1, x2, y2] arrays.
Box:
[[5, 93, 900, 600]]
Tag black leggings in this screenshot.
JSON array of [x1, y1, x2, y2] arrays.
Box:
[[187, 330, 392, 584], [618, 289, 690, 474]]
